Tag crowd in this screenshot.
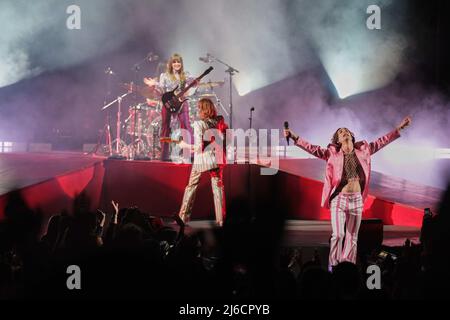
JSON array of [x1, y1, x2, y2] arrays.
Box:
[[0, 183, 449, 300]]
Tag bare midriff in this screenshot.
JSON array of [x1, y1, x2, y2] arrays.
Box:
[[340, 178, 362, 193], [335, 150, 363, 195]]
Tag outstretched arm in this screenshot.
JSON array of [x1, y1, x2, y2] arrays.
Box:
[[369, 116, 412, 155], [143, 73, 164, 95], [284, 128, 329, 160]]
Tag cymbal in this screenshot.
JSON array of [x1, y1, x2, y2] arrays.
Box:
[[197, 80, 225, 89], [121, 82, 139, 91], [197, 93, 216, 98], [190, 93, 218, 102], [121, 83, 161, 99], [139, 86, 161, 99]]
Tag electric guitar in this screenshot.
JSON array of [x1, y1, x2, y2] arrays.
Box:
[[160, 137, 194, 152], [161, 67, 214, 113], [159, 137, 182, 144]]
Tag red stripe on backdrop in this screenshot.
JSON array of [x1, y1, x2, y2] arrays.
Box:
[[0, 162, 104, 221], [0, 158, 424, 228]]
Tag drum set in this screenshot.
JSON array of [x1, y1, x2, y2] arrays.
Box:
[[97, 76, 225, 160]]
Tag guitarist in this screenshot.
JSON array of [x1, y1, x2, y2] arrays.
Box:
[[177, 98, 228, 226], [144, 53, 197, 161]]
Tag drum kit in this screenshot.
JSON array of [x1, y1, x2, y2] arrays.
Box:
[[97, 74, 225, 160]]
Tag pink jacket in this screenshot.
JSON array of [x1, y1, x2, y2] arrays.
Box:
[[295, 129, 401, 208]]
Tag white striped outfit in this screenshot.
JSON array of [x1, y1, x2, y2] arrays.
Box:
[[329, 192, 363, 268], [179, 118, 226, 225]]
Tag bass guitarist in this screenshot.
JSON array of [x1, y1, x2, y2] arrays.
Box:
[[144, 53, 197, 161]]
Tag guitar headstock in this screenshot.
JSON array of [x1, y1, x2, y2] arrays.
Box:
[[198, 66, 214, 79]]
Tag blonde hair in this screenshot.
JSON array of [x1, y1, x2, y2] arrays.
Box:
[[197, 98, 217, 119], [166, 53, 186, 82]]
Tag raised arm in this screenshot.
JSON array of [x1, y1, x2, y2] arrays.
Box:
[[369, 116, 411, 155], [284, 129, 329, 160], [143, 73, 165, 92]]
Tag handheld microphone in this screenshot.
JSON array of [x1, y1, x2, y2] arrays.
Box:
[[284, 121, 290, 145]]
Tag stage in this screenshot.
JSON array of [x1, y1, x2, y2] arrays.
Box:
[[0, 152, 443, 234], [185, 220, 421, 248]]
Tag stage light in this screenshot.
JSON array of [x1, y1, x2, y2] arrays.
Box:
[[320, 47, 403, 100], [321, 61, 363, 99], [313, 0, 408, 100]]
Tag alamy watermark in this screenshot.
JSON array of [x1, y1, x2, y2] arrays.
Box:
[[66, 265, 81, 290], [66, 5, 81, 30], [367, 5, 381, 30], [366, 264, 381, 290], [170, 128, 281, 176]]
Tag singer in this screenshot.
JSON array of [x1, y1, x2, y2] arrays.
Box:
[[284, 116, 412, 270], [144, 53, 195, 161]]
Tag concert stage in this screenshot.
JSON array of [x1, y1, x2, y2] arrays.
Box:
[[0, 152, 443, 234], [186, 220, 421, 248]]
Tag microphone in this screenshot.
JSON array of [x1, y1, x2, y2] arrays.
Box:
[[284, 121, 290, 145], [147, 52, 159, 61], [199, 53, 211, 63], [250, 107, 255, 112]]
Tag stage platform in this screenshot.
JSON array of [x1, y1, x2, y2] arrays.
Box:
[[186, 220, 420, 248], [0, 152, 443, 230]]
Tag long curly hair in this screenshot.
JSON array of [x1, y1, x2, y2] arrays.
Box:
[[331, 127, 356, 145], [197, 98, 217, 119]]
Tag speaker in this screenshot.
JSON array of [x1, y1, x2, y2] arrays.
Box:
[[358, 218, 383, 255]]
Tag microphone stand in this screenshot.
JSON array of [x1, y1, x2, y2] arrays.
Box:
[[201, 54, 239, 223], [205, 54, 239, 129], [105, 69, 113, 156], [86, 68, 115, 156], [249, 107, 254, 133], [248, 107, 255, 222], [102, 92, 131, 159]]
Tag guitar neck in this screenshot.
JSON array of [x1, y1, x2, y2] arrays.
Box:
[[177, 67, 213, 97], [177, 77, 200, 96]]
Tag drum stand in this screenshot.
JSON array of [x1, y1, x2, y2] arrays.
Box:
[[86, 68, 115, 156], [129, 134, 149, 160], [151, 128, 159, 159], [86, 118, 112, 156], [127, 103, 150, 160]]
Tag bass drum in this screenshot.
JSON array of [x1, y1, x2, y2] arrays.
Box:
[[125, 103, 152, 137]]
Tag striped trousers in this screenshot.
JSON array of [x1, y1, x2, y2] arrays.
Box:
[[329, 192, 363, 269], [179, 167, 226, 225]]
